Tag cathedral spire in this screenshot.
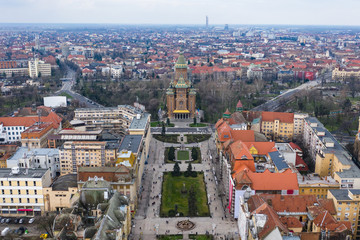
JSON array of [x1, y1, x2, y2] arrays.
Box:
[[175, 52, 187, 69]]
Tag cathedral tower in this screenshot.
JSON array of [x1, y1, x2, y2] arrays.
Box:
[[166, 53, 196, 119]]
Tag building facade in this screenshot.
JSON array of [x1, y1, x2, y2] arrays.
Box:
[[59, 141, 117, 175], [28, 59, 51, 78], [166, 53, 196, 119], [0, 167, 51, 217], [260, 111, 294, 142]]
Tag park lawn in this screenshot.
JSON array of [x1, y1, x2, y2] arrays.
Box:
[[185, 134, 211, 143], [177, 150, 189, 160], [189, 123, 207, 127], [161, 172, 209, 217], [165, 147, 201, 164], [60, 92, 73, 99], [189, 235, 213, 240], [158, 235, 183, 240], [153, 134, 179, 143], [151, 121, 175, 127]]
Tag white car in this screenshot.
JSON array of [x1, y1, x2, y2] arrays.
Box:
[[28, 218, 35, 224]]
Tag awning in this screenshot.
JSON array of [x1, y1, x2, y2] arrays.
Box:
[[18, 209, 33, 212], [173, 110, 190, 114]]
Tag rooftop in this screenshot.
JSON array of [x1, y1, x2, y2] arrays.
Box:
[[51, 174, 77, 191], [129, 112, 150, 130], [9, 147, 59, 161], [0, 168, 48, 179], [118, 135, 142, 154]]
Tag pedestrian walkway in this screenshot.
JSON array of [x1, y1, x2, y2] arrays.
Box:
[[129, 133, 238, 240]]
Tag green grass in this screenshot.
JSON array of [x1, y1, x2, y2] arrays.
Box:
[[185, 134, 211, 143], [59, 92, 73, 99], [153, 134, 179, 143], [189, 235, 214, 240], [157, 235, 183, 240], [151, 121, 175, 127], [164, 147, 202, 164], [160, 172, 209, 217], [189, 123, 207, 127], [177, 150, 189, 160]]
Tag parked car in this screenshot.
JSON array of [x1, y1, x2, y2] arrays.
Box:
[[5, 218, 11, 224], [19, 218, 24, 224], [28, 218, 35, 224], [14, 218, 19, 224], [1, 227, 10, 236], [0, 218, 5, 223]]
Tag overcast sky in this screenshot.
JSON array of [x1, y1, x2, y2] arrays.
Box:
[[0, 0, 359, 26]]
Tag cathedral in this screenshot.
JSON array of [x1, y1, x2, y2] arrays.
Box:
[[166, 53, 196, 119]]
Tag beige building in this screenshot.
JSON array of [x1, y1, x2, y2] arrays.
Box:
[[43, 174, 78, 212], [328, 189, 360, 238], [298, 173, 340, 199], [74, 105, 143, 135], [59, 141, 117, 175], [28, 59, 51, 78], [332, 67, 360, 81], [21, 122, 55, 149], [0, 167, 51, 216]]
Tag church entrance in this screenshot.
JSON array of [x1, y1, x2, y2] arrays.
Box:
[[174, 113, 190, 119]]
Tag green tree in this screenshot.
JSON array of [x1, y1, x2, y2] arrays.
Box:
[[191, 147, 198, 161], [188, 185, 197, 216], [343, 98, 352, 112], [172, 162, 180, 176], [187, 163, 192, 174], [168, 146, 175, 161], [161, 122, 166, 136]]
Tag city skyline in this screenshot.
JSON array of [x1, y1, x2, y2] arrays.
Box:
[[1, 0, 360, 26]]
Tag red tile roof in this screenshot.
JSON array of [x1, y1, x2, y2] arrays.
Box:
[[0, 111, 62, 129], [261, 111, 294, 123]]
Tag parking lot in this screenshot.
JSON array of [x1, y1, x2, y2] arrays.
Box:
[[0, 217, 41, 238]]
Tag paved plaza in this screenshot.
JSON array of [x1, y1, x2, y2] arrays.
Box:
[[130, 129, 239, 240]]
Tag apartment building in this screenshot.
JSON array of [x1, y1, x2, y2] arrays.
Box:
[[73, 105, 142, 135], [7, 147, 60, 178], [0, 167, 51, 217], [298, 173, 340, 199], [293, 113, 308, 139], [21, 122, 55, 149], [59, 141, 118, 175], [28, 59, 51, 78], [261, 111, 294, 142], [328, 189, 360, 238]]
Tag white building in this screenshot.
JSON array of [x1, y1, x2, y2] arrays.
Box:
[[294, 113, 308, 139], [7, 147, 60, 179], [0, 122, 29, 143], [44, 96, 67, 108], [28, 59, 51, 78], [111, 65, 123, 78]]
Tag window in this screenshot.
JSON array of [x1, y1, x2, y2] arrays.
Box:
[[9, 181, 11, 186], [0, 181, 2, 186], [17, 181, 19, 186], [10, 198, 13, 203], [33, 181, 36, 186], [18, 190, 20, 195], [2, 198, 5, 203], [19, 198, 22, 203], [34, 190, 37, 195], [26, 190, 29, 195], [27, 198, 30, 203], [10, 190, 12, 194], [338, 207, 341, 211], [35, 199, 38, 203]]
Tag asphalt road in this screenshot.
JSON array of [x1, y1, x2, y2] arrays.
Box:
[[55, 66, 104, 109], [151, 127, 211, 134]]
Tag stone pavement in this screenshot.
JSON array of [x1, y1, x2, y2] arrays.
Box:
[[130, 133, 239, 240]]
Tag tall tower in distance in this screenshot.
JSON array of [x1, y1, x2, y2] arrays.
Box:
[[206, 16, 209, 28]]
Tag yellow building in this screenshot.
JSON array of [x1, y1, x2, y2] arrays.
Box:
[[298, 174, 340, 199], [328, 189, 360, 238], [117, 150, 136, 168], [59, 141, 117, 175], [261, 111, 294, 142], [0, 167, 51, 216], [43, 174, 78, 212], [128, 112, 150, 136]]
